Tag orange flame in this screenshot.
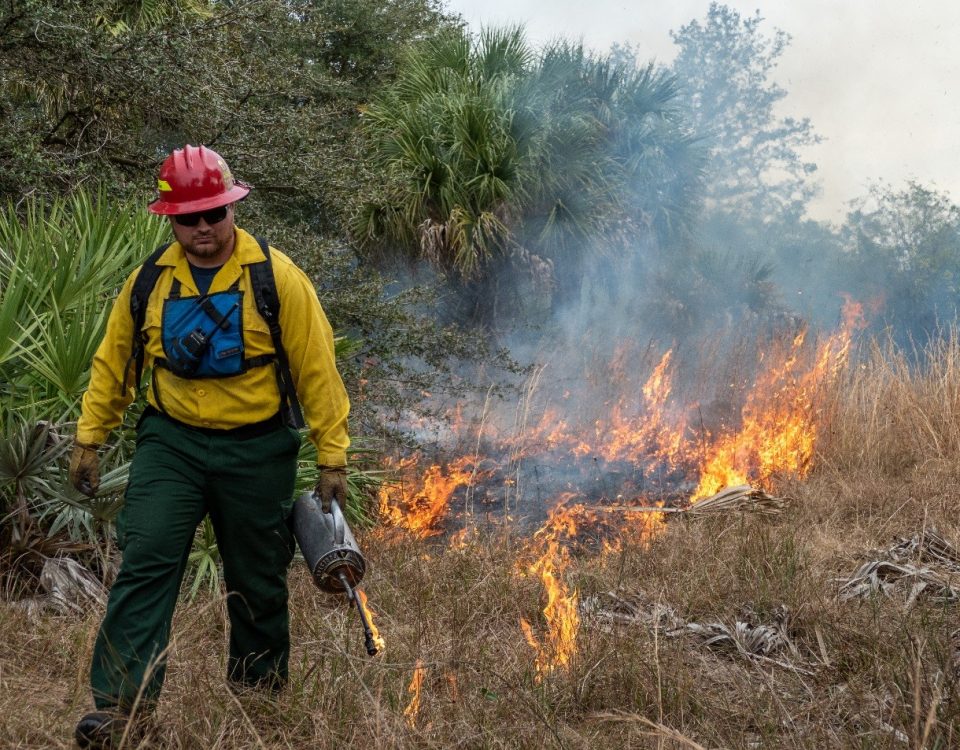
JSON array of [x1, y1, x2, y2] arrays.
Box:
[[379, 455, 478, 537], [356, 590, 386, 653], [513, 349, 688, 475], [447, 526, 471, 550], [381, 301, 864, 579], [521, 501, 581, 677], [693, 302, 862, 500], [601, 349, 688, 468], [404, 659, 426, 728]]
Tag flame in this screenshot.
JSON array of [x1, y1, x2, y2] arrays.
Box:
[[356, 590, 386, 653], [692, 302, 862, 500], [447, 526, 472, 550], [521, 502, 581, 678], [378, 301, 863, 587], [445, 671, 459, 703], [379, 455, 477, 537], [600, 349, 688, 468], [510, 349, 688, 476], [403, 659, 426, 728]]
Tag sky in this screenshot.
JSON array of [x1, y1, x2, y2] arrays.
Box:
[[443, 0, 960, 223]]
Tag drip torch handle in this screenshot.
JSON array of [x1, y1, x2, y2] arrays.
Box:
[[338, 572, 379, 657]]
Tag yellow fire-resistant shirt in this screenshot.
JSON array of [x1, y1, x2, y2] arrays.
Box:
[[77, 227, 350, 466]]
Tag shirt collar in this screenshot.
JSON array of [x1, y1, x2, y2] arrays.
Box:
[[153, 227, 265, 295]]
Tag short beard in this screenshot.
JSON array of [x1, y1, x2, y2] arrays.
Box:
[[183, 234, 224, 259], [183, 234, 224, 257]]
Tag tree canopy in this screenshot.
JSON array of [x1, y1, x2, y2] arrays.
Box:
[[0, 0, 454, 231], [668, 2, 820, 221], [353, 27, 704, 322]]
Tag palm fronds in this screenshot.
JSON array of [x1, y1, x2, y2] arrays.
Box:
[[582, 591, 809, 672], [839, 528, 960, 607], [11, 556, 107, 617], [600, 485, 788, 518], [355, 25, 704, 294]]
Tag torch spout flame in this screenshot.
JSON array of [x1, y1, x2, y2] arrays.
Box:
[[339, 573, 382, 656]]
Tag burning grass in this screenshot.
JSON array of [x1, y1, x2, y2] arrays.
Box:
[[8, 328, 960, 746]]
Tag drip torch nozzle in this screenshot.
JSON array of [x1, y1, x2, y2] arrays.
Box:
[[338, 572, 379, 656]]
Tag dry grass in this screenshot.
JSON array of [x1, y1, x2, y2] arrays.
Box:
[[7, 338, 960, 747]]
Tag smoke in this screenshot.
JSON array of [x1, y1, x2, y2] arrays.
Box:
[[374, 13, 960, 527]]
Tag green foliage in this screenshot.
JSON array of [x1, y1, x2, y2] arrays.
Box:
[[94, 0, 212, 34], [0, 0, 457, 233], [0, 192, 167, 407], [0, 191, 164, 404], [355, 26, 704, 324], [0, 414, 71, 535], [843, 182, 960, 344], [187, 516, 220, 600], [354, 27, 531, 276], [0, 194, 163, 586], [297, 0, 457, 92]]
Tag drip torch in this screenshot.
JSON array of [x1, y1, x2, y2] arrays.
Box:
[[292, 492, 380, 656]]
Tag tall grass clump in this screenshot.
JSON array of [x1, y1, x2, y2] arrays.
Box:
[[820, 331, 960, 476]]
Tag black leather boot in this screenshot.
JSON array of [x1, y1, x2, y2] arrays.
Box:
[[74, 710, 129, 749]]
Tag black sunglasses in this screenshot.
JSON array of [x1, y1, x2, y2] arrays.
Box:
[[173, 205, 230, 227]]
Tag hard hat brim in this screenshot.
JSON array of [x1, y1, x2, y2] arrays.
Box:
[[147, 182, 251, 215]]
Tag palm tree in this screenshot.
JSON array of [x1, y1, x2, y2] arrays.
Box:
[[353, 26, 705, 322], [354, 27, 533, 279]]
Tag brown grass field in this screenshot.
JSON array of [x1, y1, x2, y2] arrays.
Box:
[[4, 340, 960, 748]]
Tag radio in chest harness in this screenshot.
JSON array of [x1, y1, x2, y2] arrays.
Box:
[[160, 278, 245, 378], [122, 236, 305, 428]]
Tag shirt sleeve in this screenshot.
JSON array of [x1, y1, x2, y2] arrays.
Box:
[[275, 258, 351, 466], [76, 273, 138, 445]]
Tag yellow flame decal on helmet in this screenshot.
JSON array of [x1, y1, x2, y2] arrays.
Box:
[[157, 179, 172, 192], [215, 158, 235, 190]]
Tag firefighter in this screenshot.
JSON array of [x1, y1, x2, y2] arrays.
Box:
[[70, 145, 350, 748]]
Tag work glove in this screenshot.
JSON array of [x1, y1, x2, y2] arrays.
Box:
[[69, 442, 101, 497], [316, 465, 348, 513]]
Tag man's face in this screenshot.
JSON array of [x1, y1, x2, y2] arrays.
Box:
[[169, 204, 235, 263]]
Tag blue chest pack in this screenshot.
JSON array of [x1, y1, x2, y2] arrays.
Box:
[[160, 280, 245, 378], [121, 236, 305, 428]]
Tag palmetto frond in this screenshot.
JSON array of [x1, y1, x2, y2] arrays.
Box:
[[357, 29, 534, 276], [96, 0, 212, 34], [0, 192, 166, 405]]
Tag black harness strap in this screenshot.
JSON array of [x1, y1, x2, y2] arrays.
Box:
[[249, 237, 305, 429], [197, 296, 233, 330], [123, 243, 170, 395]]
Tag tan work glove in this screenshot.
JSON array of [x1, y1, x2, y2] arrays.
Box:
[[316, 465, 348, 513], [69, 442, 101, 497]]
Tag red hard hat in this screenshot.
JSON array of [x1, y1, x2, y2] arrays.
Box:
[[148, 145, 250, 215]]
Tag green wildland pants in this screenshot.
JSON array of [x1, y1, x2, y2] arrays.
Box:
[[90, 409, 301, 710]]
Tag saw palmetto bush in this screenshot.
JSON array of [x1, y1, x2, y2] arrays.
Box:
[[0, 191, 162, 591]]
